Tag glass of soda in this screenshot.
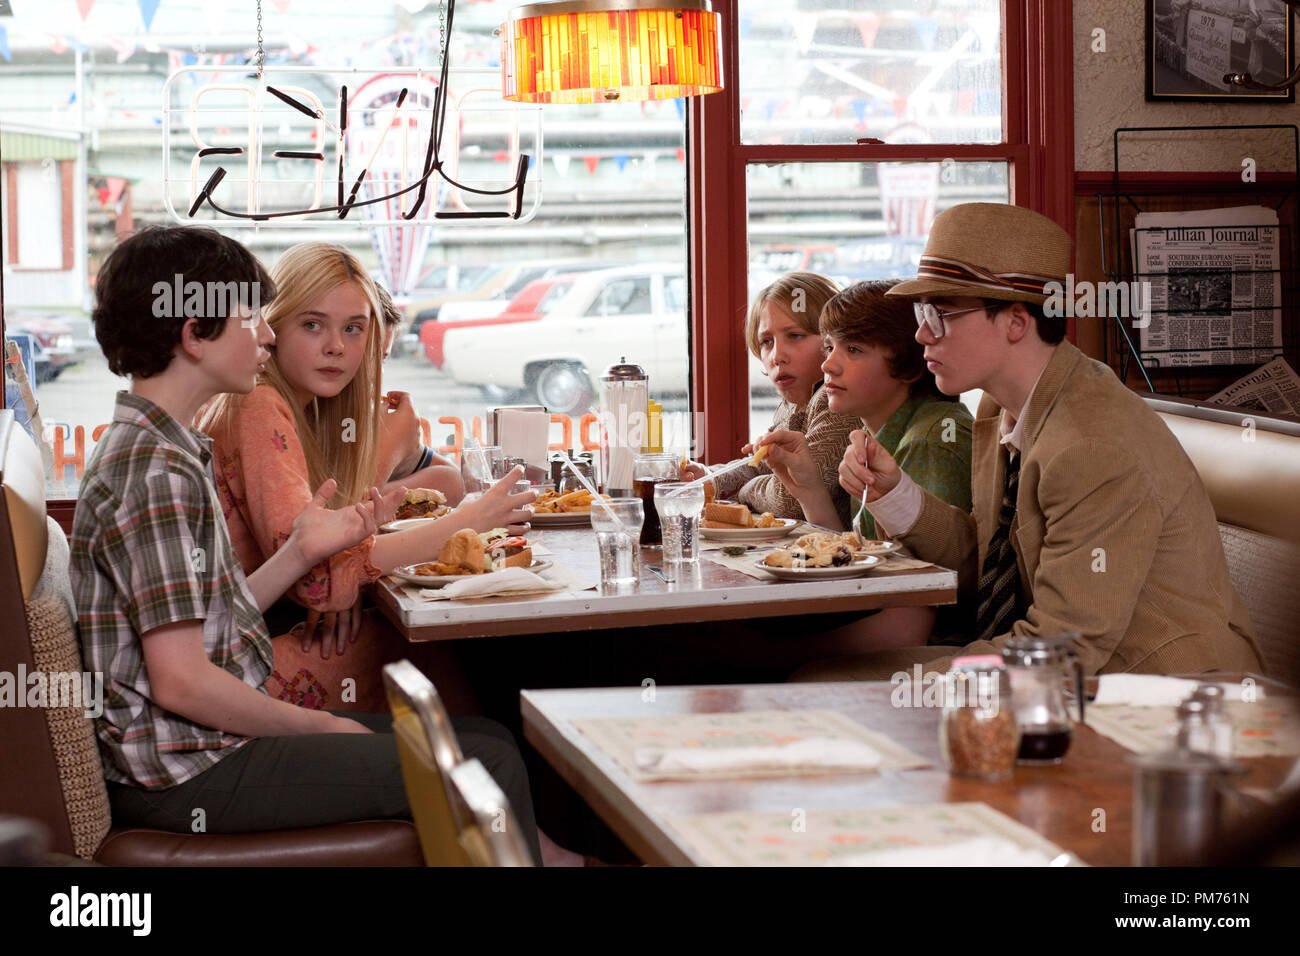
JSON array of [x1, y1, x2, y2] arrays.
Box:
[[633, 452, 679, 546]]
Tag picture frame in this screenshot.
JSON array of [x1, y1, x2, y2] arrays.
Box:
[[1147, 0, 1295, 103]]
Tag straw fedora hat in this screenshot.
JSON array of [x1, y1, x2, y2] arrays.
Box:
[[887, 203, 1070, 305]]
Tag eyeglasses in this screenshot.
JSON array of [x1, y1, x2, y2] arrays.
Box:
[[913, 303, 986, 340]]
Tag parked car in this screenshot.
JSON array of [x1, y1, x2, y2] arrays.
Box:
[[442, 263, 688, 416], [7, 313, 77, 380], [420, 274, 577, 370]]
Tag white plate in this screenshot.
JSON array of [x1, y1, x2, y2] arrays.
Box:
[[529, 510, 592, 527], [851, 539, 902, 558], [390, 558, 553, 588], [700, 518, 799, 542], [756, 554, 882, 581]]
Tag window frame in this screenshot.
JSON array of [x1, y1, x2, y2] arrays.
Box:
[[687, 0, 1075, 461]]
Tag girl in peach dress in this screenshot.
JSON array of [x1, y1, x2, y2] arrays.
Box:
[[198, 243, 531, 712]]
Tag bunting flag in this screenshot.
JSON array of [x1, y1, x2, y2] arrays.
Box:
[[892, 96, 909, 117], [850, 14, 880, 49], [138, 0, 160, 32], [957, 90, 976, 113], [674, 147, 685, 163], [583, 155, 600, 175], [552, 154, 570, 176], [614, 154, 628, 172], [913, 17, 938, 52], [791, 13, 817, 54], [76, 0, 95, 21], [850, 99, 867, 125], [0, 25, 9, 64]]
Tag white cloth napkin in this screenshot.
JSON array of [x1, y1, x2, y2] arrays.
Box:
[[825, 836, 1058, 868], [1093, 674, 1263, 707], [497, 408, 550, 468], [414, 564, 597, 601], [634, 737, 882, 774]]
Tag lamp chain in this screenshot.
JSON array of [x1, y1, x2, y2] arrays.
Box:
[[437, 0, 447, 73], [255, 0, 265, 80]]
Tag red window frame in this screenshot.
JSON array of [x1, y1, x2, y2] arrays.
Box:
[[687, 0, 1075, 461]]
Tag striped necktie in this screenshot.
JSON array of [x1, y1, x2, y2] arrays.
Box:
[[975, 449, 1022, 643]]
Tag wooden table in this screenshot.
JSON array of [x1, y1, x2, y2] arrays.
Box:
[[522, 680, 1296, 866], [372, 527, 957, 642]]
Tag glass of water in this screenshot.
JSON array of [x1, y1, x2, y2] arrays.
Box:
[[654, 482, 705, 575], [590, 498, 644, 590]]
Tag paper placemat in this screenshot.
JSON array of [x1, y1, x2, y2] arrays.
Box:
[[1085, 698, 1300, 756], [571, 709, 929, 781], [666, 802, 1077, 867], [394, 563, 597, 603]]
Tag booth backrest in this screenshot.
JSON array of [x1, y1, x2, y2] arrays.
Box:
[[1146, 397, 1300, 682], [0, 411, 111, 857]]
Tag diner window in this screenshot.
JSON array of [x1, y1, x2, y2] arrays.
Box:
[[692, 1, 1069, 459], [0, 0, 687, 499]]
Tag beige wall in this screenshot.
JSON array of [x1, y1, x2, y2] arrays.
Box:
[[1074, 1, 1300, 173]]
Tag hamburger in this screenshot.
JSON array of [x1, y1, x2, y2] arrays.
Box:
[[395, 488, 450, 521], [480, 528, 533, 571]]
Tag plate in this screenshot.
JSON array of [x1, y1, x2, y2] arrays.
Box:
[[756, 554, 882, 581], [390, 558, 553, 588], [851, 539, 902, 558], [700, 518, 799, 542], [529, 510, 592, 527]]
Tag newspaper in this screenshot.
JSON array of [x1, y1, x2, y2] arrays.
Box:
[[1131, 206, 1284, 367], [1208, 357, 1300, 417]]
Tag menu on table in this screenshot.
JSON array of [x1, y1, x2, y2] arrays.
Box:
[[666, 802, 1076, 867], [1085, 699, 1300, 757], [571, 709, 929, 781]]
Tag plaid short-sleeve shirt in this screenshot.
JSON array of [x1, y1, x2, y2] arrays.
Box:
[[71, 391, 273, 790]]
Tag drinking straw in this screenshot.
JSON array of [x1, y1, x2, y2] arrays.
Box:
[[669, 455, 751, 495], [555, 450, 625, 530]]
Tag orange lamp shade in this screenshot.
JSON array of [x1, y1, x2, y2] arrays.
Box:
[[501, 0, 723, 104]]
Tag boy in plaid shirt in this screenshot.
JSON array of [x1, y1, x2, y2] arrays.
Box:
[[72, 226, 546, 862]]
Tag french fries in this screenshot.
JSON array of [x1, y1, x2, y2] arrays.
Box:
[[532, 488, 611, 514], [751, 444, 770, 467]]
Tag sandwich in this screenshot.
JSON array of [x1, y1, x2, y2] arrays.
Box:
[[480, 528, 533, 570], [416, 528, 533, 576], [395, 488, 450, 521], [703, 501, 753, 528]]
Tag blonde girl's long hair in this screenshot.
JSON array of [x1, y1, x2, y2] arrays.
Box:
[[199, 242, 383, 509]]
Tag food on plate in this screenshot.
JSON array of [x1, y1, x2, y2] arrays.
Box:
[[409, 527, 533, 577], [394, 488, 451, 521], [702, 502, 779, 529], [750, 443, 770, 467], [532, 488, 611, 514], [840, 530, 896, 553], [762, 532, 853, 569]]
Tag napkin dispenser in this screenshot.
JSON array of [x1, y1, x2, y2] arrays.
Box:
[[489, 405, 550, 481]]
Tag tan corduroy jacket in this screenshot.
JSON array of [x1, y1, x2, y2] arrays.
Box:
[[898, 341, 1261, 676]]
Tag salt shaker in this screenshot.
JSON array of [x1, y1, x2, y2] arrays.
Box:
[[1189, 684, 1234, 759]]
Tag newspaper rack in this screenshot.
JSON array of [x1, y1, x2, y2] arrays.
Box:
[[1096, 124, 1299, 395]]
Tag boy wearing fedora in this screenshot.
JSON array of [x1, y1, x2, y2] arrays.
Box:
[[801, 203, 1260, 679]]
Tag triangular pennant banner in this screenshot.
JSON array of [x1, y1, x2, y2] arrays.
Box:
[[583, 155, 600, 175], [138, 0, 161, 32], [552, 154, 570, 176], [614, 154, 629, 172], [76, 0, 95, 21]]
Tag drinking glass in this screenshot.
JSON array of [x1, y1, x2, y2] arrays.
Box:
[[462, 444, 503, 495], [634, 452, 679, 546], [654, 482, 704, 573], [590, 498, 644, 589]]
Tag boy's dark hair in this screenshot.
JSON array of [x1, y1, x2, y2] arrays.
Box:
[[374, 284, 403, 329], [93, 225, 274, 378], [981, 298, 1066, 345], [820, 280, 940, 398]]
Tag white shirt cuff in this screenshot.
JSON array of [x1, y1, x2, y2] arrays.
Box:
[[865, 471, 922, 537]]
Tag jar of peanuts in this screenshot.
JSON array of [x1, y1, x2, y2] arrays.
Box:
[[939, 657, 1019, 781]]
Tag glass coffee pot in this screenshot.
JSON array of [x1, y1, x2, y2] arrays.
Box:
[[1001, 634, 1085, 765]]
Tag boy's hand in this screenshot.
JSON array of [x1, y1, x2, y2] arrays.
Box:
[[758, 430, 823, 500], [840, 430, 903, 502], [289, 479, 388, 567]]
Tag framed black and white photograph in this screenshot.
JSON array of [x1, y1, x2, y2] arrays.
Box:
[[1147, 0, 1295, 102]]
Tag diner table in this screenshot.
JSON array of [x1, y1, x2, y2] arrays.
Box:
[[521, 678, 1298, 866], [371, 527, 958, 642]]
